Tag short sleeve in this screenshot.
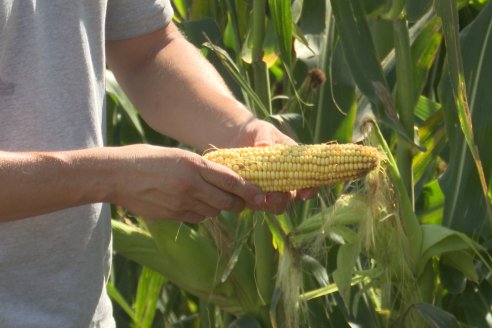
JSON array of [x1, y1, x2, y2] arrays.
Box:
[[106, 0, 174, 40]]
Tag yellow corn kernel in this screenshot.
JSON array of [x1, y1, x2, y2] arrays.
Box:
[[203, 143, 381, 192]]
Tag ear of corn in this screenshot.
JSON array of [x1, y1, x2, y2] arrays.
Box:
[[204, 143, 381, 192]]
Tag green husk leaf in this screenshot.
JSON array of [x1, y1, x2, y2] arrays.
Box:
[[332, 242, 361, 310], [112, 220, 242, 314]]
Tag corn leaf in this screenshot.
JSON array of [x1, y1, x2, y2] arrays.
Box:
[[267, 0, 293, 66], [190, 0, 218, 20], [133, 267, 166, 328], [299, 275, 367, 302], [416, 180, 445, 225], [296, 0, 326, 35], [301, 255, 333, 327], [180, 18, 222, 47], [146, 220, 227, 295], [415, 96, 442, 121], [170, 0, 191, 20], [441, 251, 479, 283], [107, 283, 137, 322], [270, 113, 312, 144], [393, 18, 417, 198], [253, 213, 275, 306], [112, 220, 243, 314], [402, 303, 460, 328], [112, 221, 172, 278], [437, 0, 492, 237], [219, 214, 250, 283], [411, 17, 443, 101], [439, 261, 467, 295], [330, 0, 389, 104], [406, 0, 433, 21], [381, 0, 405, 20], [416, 224, 483, 276], [413, 108, 446, 192], [317, 44, 357, 144], [332, 242, 361, 310], [228, 315, 263, 328], [203, 41, 270, 117], [105, 70, 146, 141]]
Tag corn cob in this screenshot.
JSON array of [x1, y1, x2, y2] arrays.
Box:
[[203, 143, 381, 192]]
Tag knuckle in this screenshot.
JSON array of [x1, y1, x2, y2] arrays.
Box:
[[274, 206, 286, 215], [167, 209, 182, 220], [231, 201, 245, 213], [169, 197, 187, 212], [218, 196, 236, 211], [193, 203, 220, 217], [207, 208, 221, 217], [185, 212, 206, 224], [221, 174, 240, 191], [186, 152, 207, 169], [173, 180, 192, 194]]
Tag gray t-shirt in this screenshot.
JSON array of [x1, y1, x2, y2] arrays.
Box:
[[0, 1, 173, 327]]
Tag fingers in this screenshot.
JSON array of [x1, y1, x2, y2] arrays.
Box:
[[123, 147, 315, 223], [197, 203, 222, 217], [198, 159, 265, 210], [166, 210, 216, 224], [253, 134, 296, 147], [163, 210, 206, 224], [193, 184, 246, 213], [176, 173, 247, 214], [117, 146, 310, 222], [198, 158, 315, 215], [263, 192, 294, 214], [120, 200, 210, 224], [164, 185, 243, 219], [296, 188, 318, 201], [148, 196, 225, 224]]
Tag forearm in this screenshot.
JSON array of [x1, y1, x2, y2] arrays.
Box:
[[0, 145, 268, 222], [0, 149, 116, 221], [107, 23, 256, 151]]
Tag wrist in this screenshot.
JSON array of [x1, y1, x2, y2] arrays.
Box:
[[199, 100, 257, 150], [0, 148, 122, 221], [59, 147, 122, 205]]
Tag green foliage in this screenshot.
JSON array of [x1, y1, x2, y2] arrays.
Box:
[[108, 0, 492, 327], [438, 0, 492, 237]]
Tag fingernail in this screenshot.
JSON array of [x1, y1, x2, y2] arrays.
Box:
[[255, 140, 271, 147], [254, 194, 265, 207]]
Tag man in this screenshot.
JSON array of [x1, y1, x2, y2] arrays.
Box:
[[0, 1, 310, 327]]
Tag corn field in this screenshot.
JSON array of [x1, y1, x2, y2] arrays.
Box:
[[107, 0, 492, 327]]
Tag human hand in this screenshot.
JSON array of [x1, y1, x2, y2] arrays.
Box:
[[226, 119, 317, 214], [109, 144, 266, 223]]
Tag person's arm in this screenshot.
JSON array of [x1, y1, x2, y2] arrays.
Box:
[[0, 149, 109, 221], [105, 22, 287, 151], [0, 21, 305, 222], [0, 145, 265, 222], [106, 22, 308, 211]]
